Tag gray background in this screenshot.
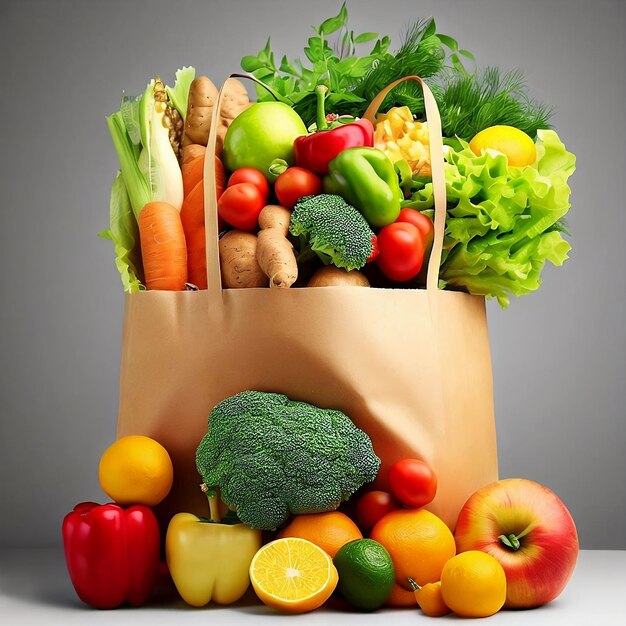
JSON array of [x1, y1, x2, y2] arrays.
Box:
[[0, 0, 624, 550]]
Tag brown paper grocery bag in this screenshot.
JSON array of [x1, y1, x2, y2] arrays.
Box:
[[117, 76, 498, 530]]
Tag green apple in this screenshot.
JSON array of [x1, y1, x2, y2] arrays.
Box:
[[223, 102, 307, 180]]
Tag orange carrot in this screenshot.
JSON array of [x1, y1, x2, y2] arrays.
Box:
[[182, 153, 205, 197], [180, 180, 206, 288], [138, 201, 187, 290], [180, 157, 226, 289], [181, 143, 206, 164]]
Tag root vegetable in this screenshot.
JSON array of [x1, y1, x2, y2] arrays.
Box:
[[256, 205, 298, 288], [215, 79, 251, 154], [182, 153, 204, 197], [181, 144, 206, 165], [307, 266, 370, 287], [181, 157, 227, 290], [219, 231, 267, 289], [182, 76, 219, 152], [258, 204, 291, 237], [138, 201, 187, 290]]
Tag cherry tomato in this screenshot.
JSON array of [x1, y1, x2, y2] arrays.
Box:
[[274, 167, 322, 209], [355, 490, 399, 532], [217, 183, 265, 232], [396, 208, 434, 248], [227, 167, 270, 201], [376, 222, 425, 282], [366, 235, 379, 263], [388, 459, 437, 508]]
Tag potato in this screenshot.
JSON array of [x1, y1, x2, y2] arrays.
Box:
[[307, 266, 370, 287], [219, 231, 268, 289]]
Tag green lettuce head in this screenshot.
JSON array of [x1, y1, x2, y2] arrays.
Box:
[[406, 129, 576, 307]]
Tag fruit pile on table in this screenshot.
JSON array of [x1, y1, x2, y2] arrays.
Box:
[[63, 392, 578, 616]]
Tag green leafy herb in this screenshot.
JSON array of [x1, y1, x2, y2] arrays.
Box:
[[240, 4, 460, 126], [434, 67, 553, 140], [352, 18, 448, 115]]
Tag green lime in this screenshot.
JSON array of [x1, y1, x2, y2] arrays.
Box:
[[333, 538, 395, 611]]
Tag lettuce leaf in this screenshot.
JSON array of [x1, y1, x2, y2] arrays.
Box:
[[405, 129, 576, 307], [99, 173, 144, 293], [165, 66, 195, 120]]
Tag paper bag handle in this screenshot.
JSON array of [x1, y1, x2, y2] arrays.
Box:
[[203, 79, 227, 299], [362, 77, 446, 291], [203, 75, 447, 296]]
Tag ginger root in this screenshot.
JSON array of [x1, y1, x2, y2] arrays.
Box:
[[219, 231, 267, 289], [256, 205, 298, 288]]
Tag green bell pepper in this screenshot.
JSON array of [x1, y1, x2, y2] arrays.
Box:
[[323, 147, 402, 227]]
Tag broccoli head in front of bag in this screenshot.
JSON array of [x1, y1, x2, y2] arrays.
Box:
[[195, 391, 381, 530]]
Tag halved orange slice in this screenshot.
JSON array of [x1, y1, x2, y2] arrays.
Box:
[[249, 537, 338, 613]]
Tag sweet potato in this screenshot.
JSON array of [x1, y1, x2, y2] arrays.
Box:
[[219, 231, 267, 289], [307, 266, 370, 287]]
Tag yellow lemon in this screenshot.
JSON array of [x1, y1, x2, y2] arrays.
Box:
[[249, 538, 338, 613], [440, 550, 507, 618], [98, 435, 173, 506], [469, 125, 536, 167]]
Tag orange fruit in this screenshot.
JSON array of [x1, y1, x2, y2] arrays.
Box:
[[469, 125, 536, 167], [278, 511, 362, 557], [249, 537, 338, 613], [385, 581, 417, 608], [370, 508, 456, 589], [98, 435, 173, 506], [441, 551, 507, 618]]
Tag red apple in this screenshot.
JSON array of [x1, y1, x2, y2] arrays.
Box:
[[454, 478, 578, 609]]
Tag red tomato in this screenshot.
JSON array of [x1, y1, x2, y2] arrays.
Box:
[[376, 222, 425, 282], [366, 235, 379, 263], [355, 490, 399, 532], [274, 167, 322, 209], [388, 459, 437, 508], [396, 208, 434, 248], [227, 167, 270, 201], [217, 183, 265, 232]]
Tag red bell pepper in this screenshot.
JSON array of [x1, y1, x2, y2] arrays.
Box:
[[294, 85, 374, 175], [62, 502, 160, 609]]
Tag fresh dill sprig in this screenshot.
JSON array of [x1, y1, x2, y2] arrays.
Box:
[[433, 67, 554, 140], [353, 19, 446, 113]]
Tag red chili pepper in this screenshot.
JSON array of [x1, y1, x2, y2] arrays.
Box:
[[62, 502, 161, 609], [294, 85, 374, 175]]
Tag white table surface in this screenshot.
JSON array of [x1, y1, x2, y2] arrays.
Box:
[[0, 548, 624, 625]]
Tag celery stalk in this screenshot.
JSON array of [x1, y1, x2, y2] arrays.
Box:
[[106, 112, 150, 218]]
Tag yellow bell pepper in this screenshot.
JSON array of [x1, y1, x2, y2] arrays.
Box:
[[165, 489, 261, 607]]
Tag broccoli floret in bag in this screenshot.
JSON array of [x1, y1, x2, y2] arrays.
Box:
[[290, 194, 376, 270], [196, 391, 381, 530]]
